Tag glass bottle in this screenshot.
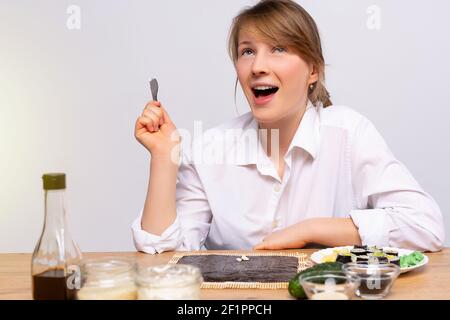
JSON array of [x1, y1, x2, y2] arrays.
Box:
[[31, 173, 82, 300]]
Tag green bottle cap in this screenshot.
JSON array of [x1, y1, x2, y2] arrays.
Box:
[[42, 173, 66, 190]]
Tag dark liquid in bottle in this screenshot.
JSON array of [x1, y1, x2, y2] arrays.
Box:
[[32, 269, 77, 300]]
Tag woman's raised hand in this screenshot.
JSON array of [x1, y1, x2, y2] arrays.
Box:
[[134, 100, 181, 158]]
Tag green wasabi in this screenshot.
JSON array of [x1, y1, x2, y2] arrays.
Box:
[[400, 251, 424, 268]]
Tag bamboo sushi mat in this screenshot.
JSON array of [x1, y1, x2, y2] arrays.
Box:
[[168, 251, 310, 289]]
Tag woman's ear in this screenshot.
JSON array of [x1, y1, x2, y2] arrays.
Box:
[[308, 65, 319, 84]]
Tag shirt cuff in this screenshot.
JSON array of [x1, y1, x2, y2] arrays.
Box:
[[131, 212, 182, 254], [349, 208, 395, 247]]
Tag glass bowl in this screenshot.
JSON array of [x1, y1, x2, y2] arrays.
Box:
[[299, 272, 360, 300], [343, 262, 400, 300]]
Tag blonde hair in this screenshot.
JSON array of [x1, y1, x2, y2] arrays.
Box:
[[228, 0, 332, 108]]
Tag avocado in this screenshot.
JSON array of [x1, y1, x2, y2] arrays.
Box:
[[288, 262, 344, 299]]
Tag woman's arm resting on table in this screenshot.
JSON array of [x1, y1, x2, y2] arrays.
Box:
[[349, 117, 445, 252], [254, 218, 361, 250], [132, 154, 213, 254]]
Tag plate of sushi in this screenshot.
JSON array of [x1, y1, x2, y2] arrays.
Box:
[[310, 245, 428, 274]]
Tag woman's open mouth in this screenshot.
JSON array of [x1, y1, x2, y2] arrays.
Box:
[[251, 86, 279, 106]]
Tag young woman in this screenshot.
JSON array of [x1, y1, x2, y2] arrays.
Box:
[[132, 0, 444, 254]]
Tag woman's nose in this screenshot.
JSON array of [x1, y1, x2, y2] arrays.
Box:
[[251, 54, 269, 76]]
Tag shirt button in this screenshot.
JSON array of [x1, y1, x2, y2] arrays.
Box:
[[273, 183, 281, 193]]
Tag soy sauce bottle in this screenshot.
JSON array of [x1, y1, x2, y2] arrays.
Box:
[[31, 173, 82, 300]]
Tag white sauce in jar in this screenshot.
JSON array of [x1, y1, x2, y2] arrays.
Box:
[[137, 264, 203, 300], [77, 285, 137, 300], [76, 257, 137, 300]]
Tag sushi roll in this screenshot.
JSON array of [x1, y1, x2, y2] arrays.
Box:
[[383, 249, 399, 256], [368, 251, 386, 258], [368, 245, 383, 252], [352, 255, 370, 263], [350, 248, 367, 256], [375, 256, 389, 264], [388, 256, 400, 266], [336, 253, 353, 264], [353, 245, 368, 250], [367, 247, 383, 255]]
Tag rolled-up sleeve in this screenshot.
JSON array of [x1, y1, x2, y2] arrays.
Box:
[[132, 153, 213, 254], [349, 118, 445, 252], [132, 211, 183, 254]]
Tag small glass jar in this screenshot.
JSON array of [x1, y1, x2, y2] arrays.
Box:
[[76, 257, 137, 300], [137, 264, 203, 300]]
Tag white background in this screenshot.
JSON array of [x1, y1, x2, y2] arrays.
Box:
[[1, 0, 449, 252]]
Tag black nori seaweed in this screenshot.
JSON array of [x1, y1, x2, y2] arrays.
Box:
[[336, 254, 353, 264], [177, 255, 299, 283], [356, 255, 370, 262]]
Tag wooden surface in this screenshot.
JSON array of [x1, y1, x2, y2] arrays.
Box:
[[1, 249, 449, 300]]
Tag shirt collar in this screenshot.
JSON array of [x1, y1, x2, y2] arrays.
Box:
[[287, 99, 320, 159], [233, 100, 320, 166]]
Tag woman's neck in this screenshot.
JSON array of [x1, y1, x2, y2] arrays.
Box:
[[258, 101, 308, 160]]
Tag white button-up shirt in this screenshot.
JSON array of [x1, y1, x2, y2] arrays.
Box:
[[132, 102, 445, 253]]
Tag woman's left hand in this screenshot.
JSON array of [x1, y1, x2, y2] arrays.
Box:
[[253, 223, 309, 250], [253, 217, 362, 250]]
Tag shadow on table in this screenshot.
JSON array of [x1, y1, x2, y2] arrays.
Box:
[[303, 243, 328, 250]]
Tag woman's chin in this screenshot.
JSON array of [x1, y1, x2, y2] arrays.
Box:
[[250, 107, 278, 123]]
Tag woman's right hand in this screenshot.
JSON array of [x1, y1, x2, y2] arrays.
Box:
[[134, 100, 180, 157]]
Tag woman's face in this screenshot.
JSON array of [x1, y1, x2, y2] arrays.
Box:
[[236, 28, 318, 125]]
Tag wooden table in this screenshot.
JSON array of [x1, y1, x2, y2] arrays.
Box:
[[1, 249, 449, 300]]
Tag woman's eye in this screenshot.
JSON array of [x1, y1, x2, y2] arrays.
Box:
[[241, 48, 253, 56], [239, 47, 285, 56]]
